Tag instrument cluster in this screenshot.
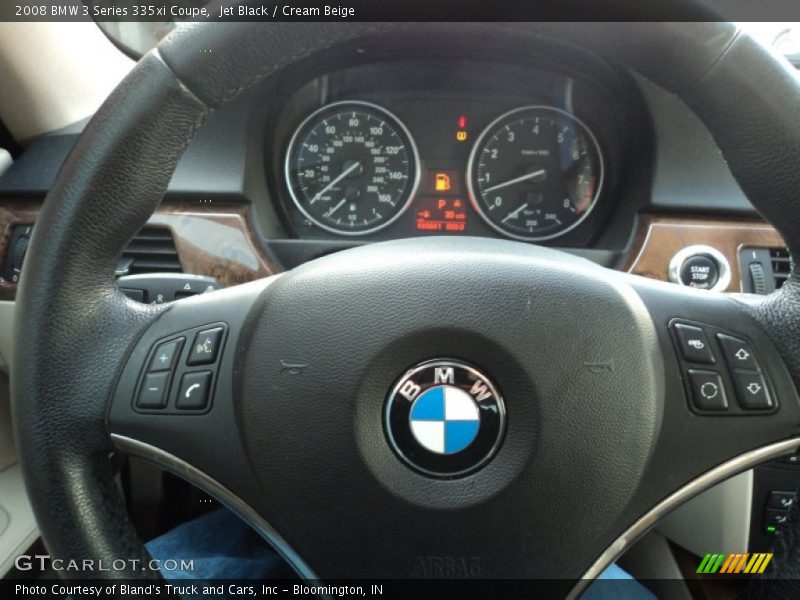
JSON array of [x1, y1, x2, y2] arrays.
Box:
[[270, 60, 626, 247]]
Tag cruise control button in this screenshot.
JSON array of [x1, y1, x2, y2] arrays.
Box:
[[687, 370, 728, 411], [176, 371, 212, 410], [767, 491, 796, 511], [717, 334, 759, 371], [732, 370, 773, 410], [674, 323, 715, 364], [187, 327, 223, 365], [148, 338, 183, 373], [137, 372, 170, 409]]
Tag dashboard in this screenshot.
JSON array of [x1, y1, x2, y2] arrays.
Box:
[[0, 39, 786, 296]]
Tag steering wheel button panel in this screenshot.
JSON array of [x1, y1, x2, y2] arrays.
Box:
[[176, 372, 212, 410], [188, 327, 224, 365], [669, 319, 778, 416], [137, 372, 170, 409], [717, 333, 760, 371], [732, 370, 773, 410], [134, 323, 227, 414], [673, 323, 715, 364], [687, 370, 729, 411]]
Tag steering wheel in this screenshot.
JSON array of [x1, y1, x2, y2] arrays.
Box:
[[11, 19, 800, 596]]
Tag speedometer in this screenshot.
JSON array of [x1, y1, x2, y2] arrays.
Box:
[[285, 101, 421, 235], [467, 106, 603, 241]]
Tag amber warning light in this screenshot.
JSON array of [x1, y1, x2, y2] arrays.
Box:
[[416, 197, 468, 232], [456, 115, 468, 142]]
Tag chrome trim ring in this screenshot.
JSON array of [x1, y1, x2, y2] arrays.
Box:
[[567, 436, 800, 599], [466, 105, 605, 242], [284, 100, 422, 237], [384, 358, 506, 478], [668, 244, 732, 292], [110, 434, 318, 581]]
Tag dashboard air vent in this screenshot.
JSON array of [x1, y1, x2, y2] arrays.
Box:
[[770, 248, 792, 290], [118, 226, 182, 276], [739, 247, 793, 295]]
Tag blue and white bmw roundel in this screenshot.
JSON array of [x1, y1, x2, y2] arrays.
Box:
[[409, 386, 480, 454], [385, 359, 506, 478]]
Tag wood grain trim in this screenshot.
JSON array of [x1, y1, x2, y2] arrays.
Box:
[[149, 205, 280, 286], [0, 203, 280, 301], [625, 215, 786, 292], [0, 205, 786, 301]]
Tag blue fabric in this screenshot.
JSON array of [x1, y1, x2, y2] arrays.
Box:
[[146, 508, 282, 580], [581, 563, 656, 599]]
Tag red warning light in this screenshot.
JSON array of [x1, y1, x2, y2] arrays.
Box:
[[457, 115, 467, 129]]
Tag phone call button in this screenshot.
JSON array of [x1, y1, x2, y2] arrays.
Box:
[[176, 371, 212, 410]]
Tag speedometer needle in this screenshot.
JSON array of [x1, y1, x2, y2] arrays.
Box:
[[502, 202, 528, 223], [484, 168, 546, 194], [309, 161, 361, 205]]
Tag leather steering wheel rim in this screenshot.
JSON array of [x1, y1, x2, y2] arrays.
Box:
[[11, 19, 800, 589]]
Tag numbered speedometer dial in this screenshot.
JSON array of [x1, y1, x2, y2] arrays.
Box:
[[467, 106, 604, 241], [285, 101, 420, 235]]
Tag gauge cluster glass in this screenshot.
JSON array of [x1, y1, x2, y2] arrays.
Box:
[[283, 100, 605, 242], [284, 100, 421, 235], [466, 106, 604, 241]]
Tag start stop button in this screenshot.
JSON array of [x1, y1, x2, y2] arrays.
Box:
[[680, 254, 718, 289], [669, 245, 731, 292]]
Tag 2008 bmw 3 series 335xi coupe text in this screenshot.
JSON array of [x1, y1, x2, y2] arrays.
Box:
[[1, 3, 800, 600]]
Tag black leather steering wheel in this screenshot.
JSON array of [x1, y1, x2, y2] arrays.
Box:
[[11, 19, 800, 596]]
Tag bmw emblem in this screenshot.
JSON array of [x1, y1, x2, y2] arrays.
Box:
[[385, 359, 506, 478]]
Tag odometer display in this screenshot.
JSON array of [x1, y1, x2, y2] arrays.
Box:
[[467, 106, 603, 241], [285, 101, 420, 235]]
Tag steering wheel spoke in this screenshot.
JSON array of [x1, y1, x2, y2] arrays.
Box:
[[571, 275, 800, 586], [108, 279, 278, 536], [630, 274, 800, 453]]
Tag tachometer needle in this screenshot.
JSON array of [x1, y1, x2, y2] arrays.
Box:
[[309, 161, 361, 205], [484, 168, 546, 193], [324, 199, 347, 218], [502, 202, 528, 223]]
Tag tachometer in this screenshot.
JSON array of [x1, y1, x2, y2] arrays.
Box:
[[285, 101, 420, 235], [467, 106, 603, 241]]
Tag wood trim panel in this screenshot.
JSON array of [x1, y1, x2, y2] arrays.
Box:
[[0, 203, 280, 301], [0, 205, 786, 301], [0, 202, 39, 300], [625, 215, 786, 292], [148, 205, 279, 286]]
